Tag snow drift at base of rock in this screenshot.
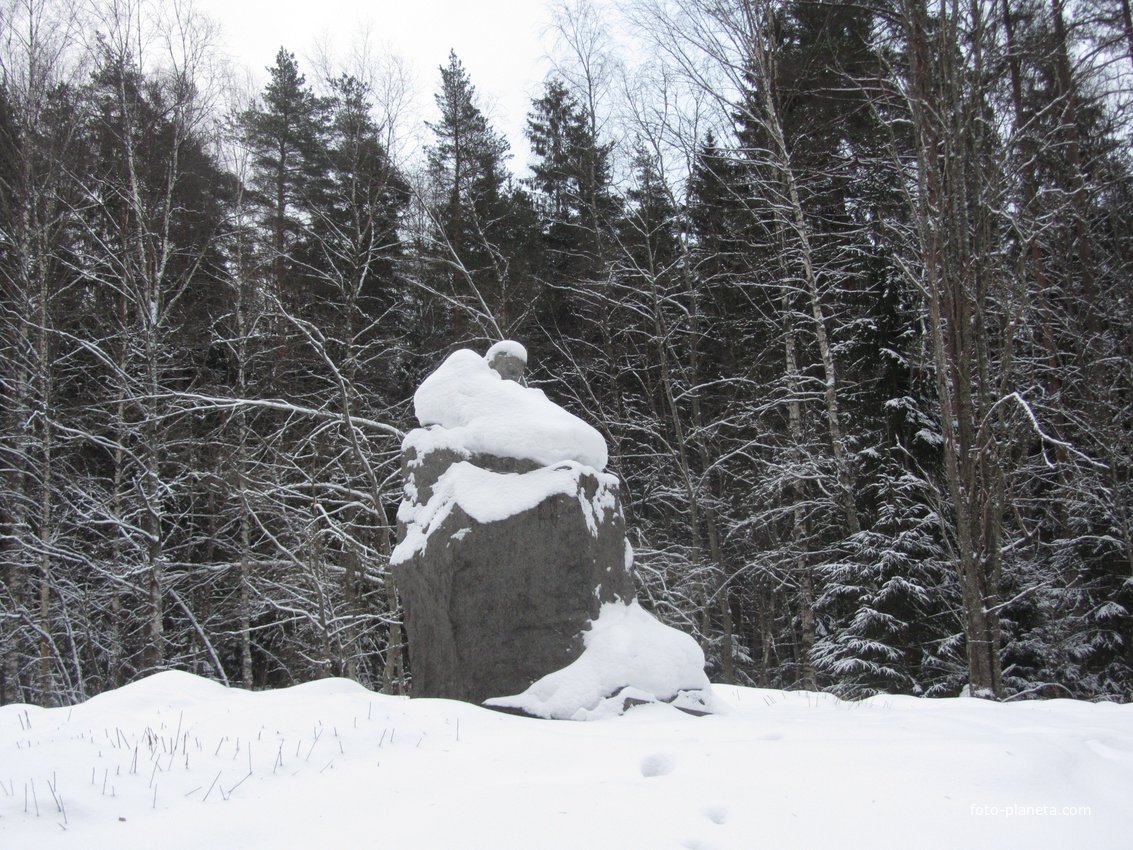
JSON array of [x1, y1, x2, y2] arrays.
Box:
[[485, 600, 717, 720]]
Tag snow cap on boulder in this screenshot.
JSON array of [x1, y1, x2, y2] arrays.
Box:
[[412, 343, 608, 470]]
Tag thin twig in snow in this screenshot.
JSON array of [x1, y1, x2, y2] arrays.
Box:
[[202, 771, 222, 802], [305, 729, 323, 761], [227, 771, 253, 795]]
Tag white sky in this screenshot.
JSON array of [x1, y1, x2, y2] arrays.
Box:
[[193, 0, 557, 168]]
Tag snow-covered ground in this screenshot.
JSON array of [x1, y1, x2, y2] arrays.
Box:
[[2, 672, 1130, 848]]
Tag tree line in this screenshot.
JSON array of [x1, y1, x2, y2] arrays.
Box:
[[2, 0, 1131, 706]]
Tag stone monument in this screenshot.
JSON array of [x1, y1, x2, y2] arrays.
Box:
[[391, 342, 714, 718]]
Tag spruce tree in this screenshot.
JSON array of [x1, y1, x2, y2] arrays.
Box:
[[242, 48, 332, 303], [300, 74, 409, 315], [423, 50, 536, 340], [526, 78, 615, 283]]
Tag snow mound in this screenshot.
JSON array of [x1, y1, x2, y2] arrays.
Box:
[[411, 347, 607, 470], [485, 601, 716, 720], [4, 673, 1132, 848]]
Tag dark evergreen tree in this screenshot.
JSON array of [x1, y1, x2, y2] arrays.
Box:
[[526, 78, 616, 286], [522, 78, 619, 458], [422, 50, 539, 341], [301, 74, 408, 308], [241, 48, 332, 305]]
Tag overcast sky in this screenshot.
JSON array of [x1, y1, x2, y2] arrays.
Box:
[[194, 0, 557, 167]]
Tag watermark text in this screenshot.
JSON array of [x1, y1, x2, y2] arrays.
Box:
[[969, 804, 1091, 818]]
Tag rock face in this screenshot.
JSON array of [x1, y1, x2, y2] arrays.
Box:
[[391, 344, 634, 704], [394, 450, 633, 703]]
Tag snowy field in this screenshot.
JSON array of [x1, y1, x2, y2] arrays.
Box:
[[2, 672, 1131, 849]]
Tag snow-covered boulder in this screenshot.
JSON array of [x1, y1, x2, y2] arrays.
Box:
[[392, 342, 712, 716]]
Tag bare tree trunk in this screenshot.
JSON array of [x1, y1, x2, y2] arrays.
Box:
[[1119, 0, 1133, 62], [233, 246, 255, 690], [1050, 0, 1101, 388], [648, 273, 735, 681], [743, 0, 860, 538], [901, 0, 1006, 697], [782, 277, 816, 690]]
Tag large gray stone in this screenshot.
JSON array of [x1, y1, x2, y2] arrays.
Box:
[[393, 443, 634, 704]]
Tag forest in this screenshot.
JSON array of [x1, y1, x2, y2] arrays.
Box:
[[1, 0, 1131, 707]]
